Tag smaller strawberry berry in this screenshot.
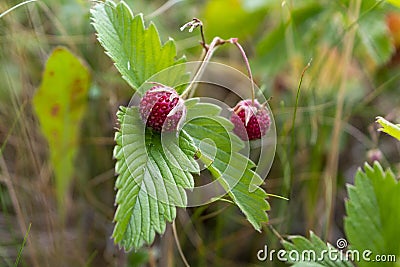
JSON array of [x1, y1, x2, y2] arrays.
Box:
[[139, 85, 186, 132], [230, 99, 270, 141]]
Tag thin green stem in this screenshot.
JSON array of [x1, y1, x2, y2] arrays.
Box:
[[290, 59, 312, 164], [266, 193, 289, 201], [14, 223, 31, 267], [268, 225, 284, 241]]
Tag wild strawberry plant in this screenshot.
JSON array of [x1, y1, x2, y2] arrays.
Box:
[[283, 162, 400, 267], [91, 0, 272, 250], [282, 122, 400, 266]]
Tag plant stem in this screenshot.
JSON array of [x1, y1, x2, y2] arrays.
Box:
[[181, 36, 257, 102], [230, 40, 255, 105], [180, 18, 208, 51], [14, 223, 32, 267], [323, 0, 361, 240], [181, 36, 226, 99], [290, 59, 312, 163], [195, 18, 208, 51], [181, 19, 256, 103], [172, 220, 190, 267]]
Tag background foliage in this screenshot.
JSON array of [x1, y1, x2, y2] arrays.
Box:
[[0, 0, 399, 266]]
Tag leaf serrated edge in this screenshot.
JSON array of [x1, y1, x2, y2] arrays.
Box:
[[91, 0, 184, 91], [184, 102, 270, 231]]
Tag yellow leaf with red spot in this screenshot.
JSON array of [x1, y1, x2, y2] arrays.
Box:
[[33, 47, 90, 213]]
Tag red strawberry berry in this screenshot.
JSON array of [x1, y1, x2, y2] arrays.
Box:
[[139, 85, 186, 132], [230, 99, 270, 141]]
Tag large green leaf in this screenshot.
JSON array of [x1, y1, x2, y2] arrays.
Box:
[[344, 162, 400, 267], [90, 0, 186, 92], [183, 99, 270, 231], [284, 162, 400, 266], [113, 106, 199, 250], [282, 232, 354, 267], [33, 47, 90, 210]]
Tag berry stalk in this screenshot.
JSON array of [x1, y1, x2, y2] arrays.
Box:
[[230, 39, 255, 105], [180, 18, 257, 102], [181, 36, 228, 98]]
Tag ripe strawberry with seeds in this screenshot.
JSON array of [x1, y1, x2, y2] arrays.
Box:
[[139, 85, 186, 132], [230, 99, 270, 141], [220, 38, 271, 141]]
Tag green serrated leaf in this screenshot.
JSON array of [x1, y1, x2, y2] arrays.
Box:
[[282, 162, 400, 267], [185, 102, 222, 120], [183, 99, 270, 231], [376, 116, 400, 141], [90, 0, 186, 92], [162, 131, 200, 175], [344, 162, 400, 267], [113, 107, 199, 250], [33, 47, 90, 212], [282, 231, 354, 267]]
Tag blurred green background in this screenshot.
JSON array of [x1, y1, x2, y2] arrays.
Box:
[[0, 0, 399, 266]]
